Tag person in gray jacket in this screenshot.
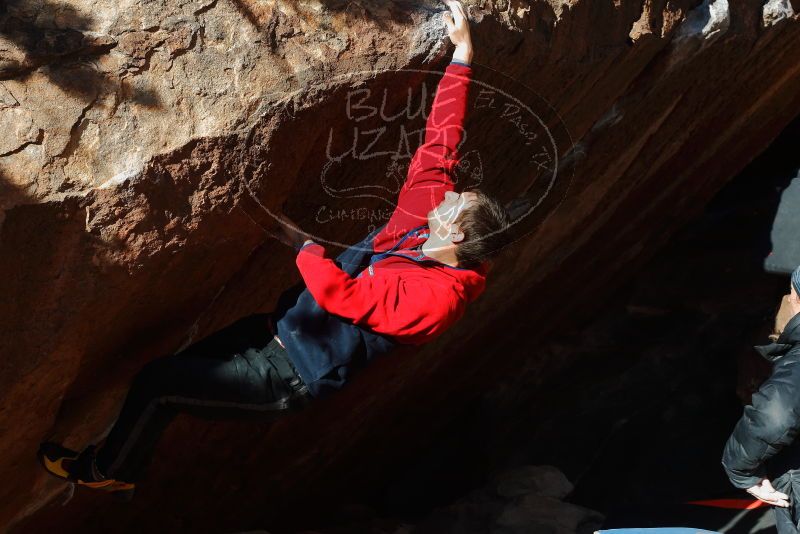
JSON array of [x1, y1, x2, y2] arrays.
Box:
[[722, 266, 800, 532]]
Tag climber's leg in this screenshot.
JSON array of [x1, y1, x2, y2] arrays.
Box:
[[94, 313, 310, 483]]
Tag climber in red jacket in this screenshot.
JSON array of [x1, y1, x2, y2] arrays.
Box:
[[38, 0, 514, 499], [281, 59, 499, 346]]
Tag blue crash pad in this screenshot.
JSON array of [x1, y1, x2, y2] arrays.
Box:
[[598, 530, 720, 534]]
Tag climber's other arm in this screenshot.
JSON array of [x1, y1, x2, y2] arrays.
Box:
[[266, 213, 314, 252]]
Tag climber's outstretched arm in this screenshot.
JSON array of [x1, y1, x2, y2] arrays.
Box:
[[268, 1, 475, 250], [391, 0, 474, 226]]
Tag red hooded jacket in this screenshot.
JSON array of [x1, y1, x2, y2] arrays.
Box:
[[294, 61, 487, 346]]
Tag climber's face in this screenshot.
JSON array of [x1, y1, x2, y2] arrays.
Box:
[[427, 190, 478, 244]]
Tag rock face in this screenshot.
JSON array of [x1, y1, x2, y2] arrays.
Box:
[[2, 0, 800, 532]]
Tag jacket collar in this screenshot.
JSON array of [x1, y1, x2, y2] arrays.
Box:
[[755, 312, 800, 362]]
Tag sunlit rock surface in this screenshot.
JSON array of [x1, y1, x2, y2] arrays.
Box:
[[2, 0, 800, 531]]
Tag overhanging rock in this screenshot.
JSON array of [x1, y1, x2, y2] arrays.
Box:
[[2, 0, 800, 532]]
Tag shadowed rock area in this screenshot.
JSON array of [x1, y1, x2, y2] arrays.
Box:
[[2, 0, 800, 532]]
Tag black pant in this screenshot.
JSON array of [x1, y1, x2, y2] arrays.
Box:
[[95, 313, 312, 483], [775, 507, 798, 534]]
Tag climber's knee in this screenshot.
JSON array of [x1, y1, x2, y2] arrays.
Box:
[[129, 355, 180, 398]]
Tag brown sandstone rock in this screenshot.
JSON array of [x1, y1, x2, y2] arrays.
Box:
[[2, 0, 800, 532]]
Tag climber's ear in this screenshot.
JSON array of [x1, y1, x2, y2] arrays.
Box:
[[450, 224, 465, 244]]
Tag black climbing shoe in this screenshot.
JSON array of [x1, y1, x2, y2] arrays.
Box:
[[38, 442, 136, 498]]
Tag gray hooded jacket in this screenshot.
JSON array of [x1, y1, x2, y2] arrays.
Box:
[[722, 313, 800, 495]]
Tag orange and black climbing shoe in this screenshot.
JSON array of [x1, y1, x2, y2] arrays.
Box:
[[37, 442, 136, 501]]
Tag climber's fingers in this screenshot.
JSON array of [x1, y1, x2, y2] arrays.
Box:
[[443, 0, 471, 47], [445, 1, 467, 27], [443, 11, 455, 31]]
